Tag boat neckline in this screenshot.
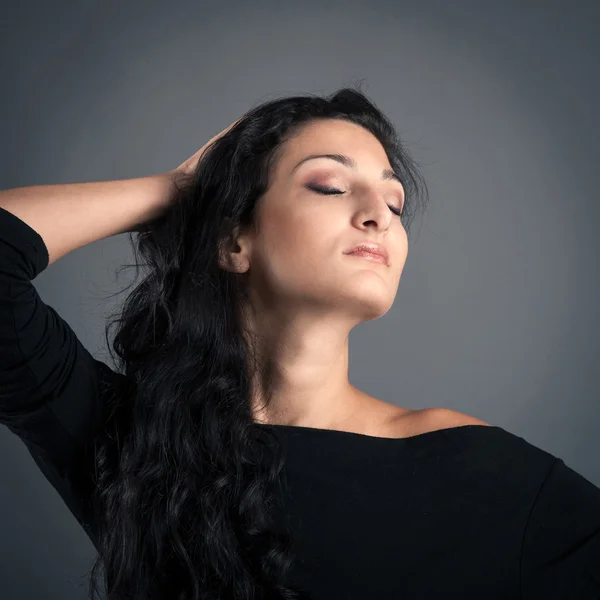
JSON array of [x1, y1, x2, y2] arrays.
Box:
[[253, 422, 501, 442]]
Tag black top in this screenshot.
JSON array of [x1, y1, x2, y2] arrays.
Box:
[[1, 204, 599, 599]]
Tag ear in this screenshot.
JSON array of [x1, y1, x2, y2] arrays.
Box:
[[217, 225, 250, 274]]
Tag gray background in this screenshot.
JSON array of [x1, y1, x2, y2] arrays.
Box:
[[1, 0, 599, 597]]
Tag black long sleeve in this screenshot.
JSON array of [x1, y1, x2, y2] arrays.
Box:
[[520, 456, 600, 596], [0, 205, 124, 546]]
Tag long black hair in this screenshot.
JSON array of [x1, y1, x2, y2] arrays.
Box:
[[87, 84, 430, 600]]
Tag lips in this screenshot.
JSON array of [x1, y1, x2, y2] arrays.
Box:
[[344, 242, 389, 265]]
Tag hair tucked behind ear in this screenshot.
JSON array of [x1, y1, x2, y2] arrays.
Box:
[[86, 83, 429, 600]]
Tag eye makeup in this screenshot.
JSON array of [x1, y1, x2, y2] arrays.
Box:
[[306, 184, 404, 216]]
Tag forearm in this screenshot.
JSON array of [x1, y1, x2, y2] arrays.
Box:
[[0, 172, 178, 265]]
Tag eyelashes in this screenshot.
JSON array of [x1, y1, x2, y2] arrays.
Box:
[[307, 184, 403, 217]]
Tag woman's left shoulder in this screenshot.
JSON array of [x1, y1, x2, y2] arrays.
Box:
[[426, 407, 492, 429]]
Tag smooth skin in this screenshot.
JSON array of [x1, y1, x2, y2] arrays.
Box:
[[218, 118, 489, 437]]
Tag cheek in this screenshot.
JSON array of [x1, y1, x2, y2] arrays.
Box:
[[259, 220, 334, 287], [254, 214, 300, 280], [262, 209, 317, 260]]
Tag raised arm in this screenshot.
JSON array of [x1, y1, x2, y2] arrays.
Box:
[[0, 117, 241, 266], [0, 173, 178, 266], [0, 120, 239, 543]]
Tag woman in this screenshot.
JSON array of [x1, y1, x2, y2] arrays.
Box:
[[1, 87, 598, 599]]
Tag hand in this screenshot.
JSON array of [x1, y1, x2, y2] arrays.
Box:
[[173, 117, 242, 176]]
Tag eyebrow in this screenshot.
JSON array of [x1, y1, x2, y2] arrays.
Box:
[[291, 153, 404, 189]]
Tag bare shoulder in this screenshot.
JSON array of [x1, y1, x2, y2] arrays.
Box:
[[424, 408, 492, 430], [364, 398, 491, 438], [384, 406, 491, 438]]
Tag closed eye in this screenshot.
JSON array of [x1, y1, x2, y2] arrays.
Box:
[[306, 184, 403, 216]]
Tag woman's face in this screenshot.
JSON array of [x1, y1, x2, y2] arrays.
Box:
[[226, 118, 409, 326]]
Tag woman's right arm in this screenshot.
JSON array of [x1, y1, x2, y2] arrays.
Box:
[[0, 172, 179, 266], [0, 117, 241, 266], [0, 172, 181, 543], [0, 204, 126, 543], [0, 120, 239, 546]]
